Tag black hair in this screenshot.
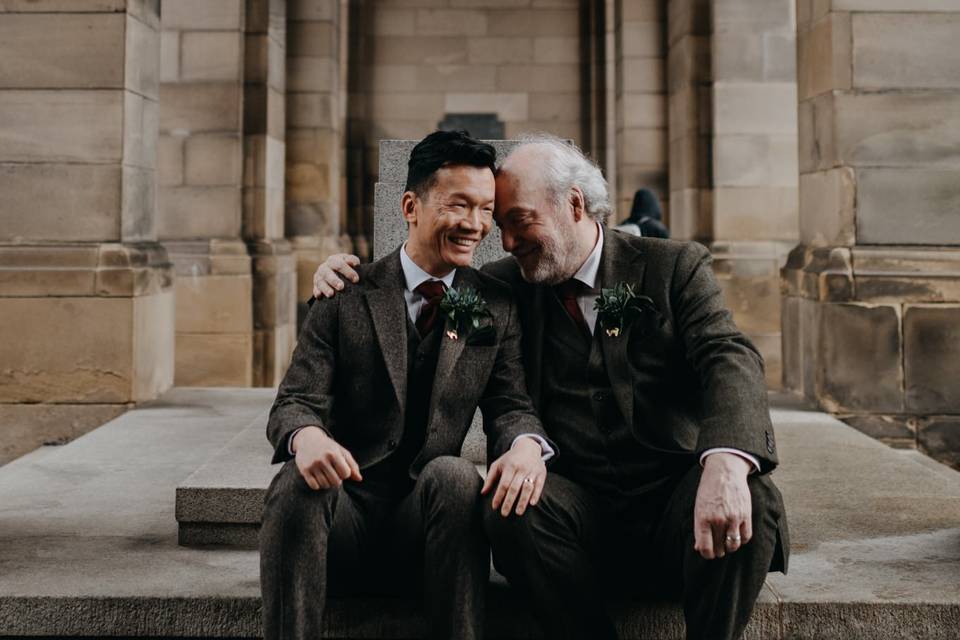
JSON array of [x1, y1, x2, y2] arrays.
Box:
[[404, 130, 497, 199]]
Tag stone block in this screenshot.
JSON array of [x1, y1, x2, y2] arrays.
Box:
[[286, 56, 337, 92], [533, 36, 579, 64], [841, 414, 915, 447], [716, 271, 783, 336], [366, 64, 419, 94], [529, 93, 580, 122], [371, 36, 468, 65], [619, 129, 666, 166], [713, 33, 764, 82], [123, 91, 159, 170], [415, 65, 497, 92], [815, 303, 903, 413], [713, 186, 799, 242], [180, 31, 243, 82], [857, 168, 960, 245], [161, 0, 243, 30], [287, 20, 337, 57], [121, 165, 156, 241], [371, 8, 416, 36], [714, 82, 797, 135], [125, 13, 160, 100], [623, 58, 664, 93], [486, 9, 579, 36], [713, 134, 798, 188], [133, 290, 175, 400], [918, 417, 960, 469], [904, 305, 960, 414], [414, 9, 489, 36], [713, 0, 793, 31], [158, 135, 184, 186], [830, 92, 960, 169], [623, 93, 666, 129], [286, 92, 336, 129], [623, 0, 663, 22], [834, 0, 960, 9], [622, 20, 665, 58], [369, 93, 444, 122], [467, 37, 534, 65], [175, 274, 252, 335], [184, 134, 242, 186], [498, 64, 579, 92], [159, 83, 242, 133], [445, 93, 528, 122], [0, 90, 123, 163], [851, 247, 960, 305], [160, 30, 179, 83], [797, 11, 851, 100], [158, 186, 242, 239], [287, 0, 336, 21], [763, 31, 796, 83], [0, 13, 124, 89], [0, 163, 122, 242], [853, 13, 960, 90], [798, 167, 856, 247], [175, 332, 253, 387]]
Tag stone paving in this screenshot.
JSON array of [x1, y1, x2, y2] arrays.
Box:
[[0, 388, 958, 639]]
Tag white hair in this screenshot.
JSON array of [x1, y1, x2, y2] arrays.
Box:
[[509, 133, 612, 224]]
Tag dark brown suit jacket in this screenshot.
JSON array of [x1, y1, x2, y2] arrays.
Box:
[[483, 228, 789, 571], [267, 247, 550, 477]]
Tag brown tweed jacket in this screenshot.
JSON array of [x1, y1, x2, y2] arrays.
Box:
[[266, 247, 550, 476]]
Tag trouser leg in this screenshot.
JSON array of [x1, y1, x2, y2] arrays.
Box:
[[482, 472, 618, 640], [394, 456, 487, 640], [653, 465, 783, 640], [259, 460, 370, 640]]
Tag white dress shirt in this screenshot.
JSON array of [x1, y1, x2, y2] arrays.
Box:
[[566, 223, 761, 473]]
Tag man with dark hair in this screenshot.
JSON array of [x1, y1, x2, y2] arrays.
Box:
[[260, 130, 553, 640]]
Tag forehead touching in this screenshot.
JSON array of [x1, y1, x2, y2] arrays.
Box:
[[425, 164, 495, 202], [496, 147, 552, 216]]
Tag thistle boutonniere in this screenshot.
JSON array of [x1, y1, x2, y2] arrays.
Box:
[[593, 282, 654, 338], [438, 286, 492, 341]]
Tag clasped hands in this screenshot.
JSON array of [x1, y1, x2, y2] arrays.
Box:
[[292, 426, 547, 516]]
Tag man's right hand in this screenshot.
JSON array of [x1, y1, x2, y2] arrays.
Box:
[[292, 426, 362, 490], [312, 253, 361, 298]]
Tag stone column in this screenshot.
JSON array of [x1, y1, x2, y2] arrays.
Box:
[[158, 0, 254, 386], [0, 0, 173, 461], [613, 0, 669, 219], [783, 1, 960, 465], [707, 0, 798, 387], [244, 0, 297, 386], [286, 0, 346, 321]]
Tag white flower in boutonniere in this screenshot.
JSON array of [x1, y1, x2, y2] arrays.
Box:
[[438, 286, 492, 341], [593, 282, 655, 338]]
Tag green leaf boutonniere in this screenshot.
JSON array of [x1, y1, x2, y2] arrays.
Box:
[[593, 282, 653, 338], [438, 286, 492, 341]]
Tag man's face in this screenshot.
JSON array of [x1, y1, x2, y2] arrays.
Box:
[[494, 165, 578, 285], [405, 165, 495, 274]]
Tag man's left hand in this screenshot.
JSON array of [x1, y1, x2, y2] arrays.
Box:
[[693, 452, 753, 560], [481, 437, 546, 517]]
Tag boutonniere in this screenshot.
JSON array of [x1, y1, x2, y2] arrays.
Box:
[[593, 282, 654, 337], [438, 286, 492, 341]]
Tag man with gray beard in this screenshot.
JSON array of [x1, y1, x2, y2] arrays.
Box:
[[313, 134, 789, 640]]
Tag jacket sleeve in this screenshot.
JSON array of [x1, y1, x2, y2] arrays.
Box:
[[671, 242, 779, 472], [478, 294, 557, 462], [266, 293, 339, 464]]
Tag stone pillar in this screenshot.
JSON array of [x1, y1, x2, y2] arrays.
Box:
[[244, 0, 297, 386], [707, 0, 798, 387], [0, 1, 173, 462], [158, 0, 254, 386], [613, 0, 669, 219], [286, 0, 346, 320], [783, 1, 960, 466]]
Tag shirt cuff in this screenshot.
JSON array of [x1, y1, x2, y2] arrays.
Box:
[[700, 448, 760, 474], [512, 434, 555, 462], [287, 428, 304, 456]]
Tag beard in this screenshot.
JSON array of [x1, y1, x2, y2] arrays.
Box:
[[515, 224, 580, 285]]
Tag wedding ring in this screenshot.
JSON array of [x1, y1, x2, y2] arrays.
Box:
[[523, 477, 534, 485], [725, 535, 742, 543]]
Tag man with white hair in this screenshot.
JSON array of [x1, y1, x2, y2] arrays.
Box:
[[313, 134, 789, 640]]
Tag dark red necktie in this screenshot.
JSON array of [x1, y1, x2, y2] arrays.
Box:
[[555, 279, 591, 338], [414, 280, 446, 337]]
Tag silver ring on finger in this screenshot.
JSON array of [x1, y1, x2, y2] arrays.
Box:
[[523, 476, 534, 485], [725, 535, 742, 543]]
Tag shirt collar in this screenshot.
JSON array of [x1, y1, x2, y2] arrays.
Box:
[[400, 243, 456, 292], [571, 222, 603, 291]]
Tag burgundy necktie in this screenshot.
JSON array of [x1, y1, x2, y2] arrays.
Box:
[[555, 279, 591, 338], [414, 280, 447, 337]]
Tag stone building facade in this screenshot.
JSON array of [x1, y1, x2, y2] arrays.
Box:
[[1, 0, 958, 467]]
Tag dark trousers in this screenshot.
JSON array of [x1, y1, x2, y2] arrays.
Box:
[[260, 455, 488, 640], [483, 465, 784, 640]]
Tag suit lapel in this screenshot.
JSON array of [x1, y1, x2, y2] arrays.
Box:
[[430, 267, 472, 410], [597, 229, 646, 426], [521, 281, 546, 409], [364, 249, 408, 410]]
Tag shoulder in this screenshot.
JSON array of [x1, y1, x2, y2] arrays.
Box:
[[480, 256, 522, 284], [611, 230, 709, 273], [462, 266, 514, 306]]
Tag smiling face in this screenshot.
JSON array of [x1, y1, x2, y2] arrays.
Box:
[[403, 164, 495, 276], [494, 157, 580, 285]]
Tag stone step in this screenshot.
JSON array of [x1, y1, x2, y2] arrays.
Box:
[[1, 388, 958, 639]]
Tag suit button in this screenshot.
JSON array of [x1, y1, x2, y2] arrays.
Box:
[[416, 353, 425, 362], [388, 439, 398, 449], [593, 391, 607, 402]]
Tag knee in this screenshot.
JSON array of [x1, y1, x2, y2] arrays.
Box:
[[481, 490, 536, 550], [262, 460, 340, 524], [747, 476, 784, 536], [417, 456, 483, 512]]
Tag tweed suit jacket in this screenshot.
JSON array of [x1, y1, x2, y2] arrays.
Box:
[[266, 247, 550, 477], [483, 228, 789, 570]]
